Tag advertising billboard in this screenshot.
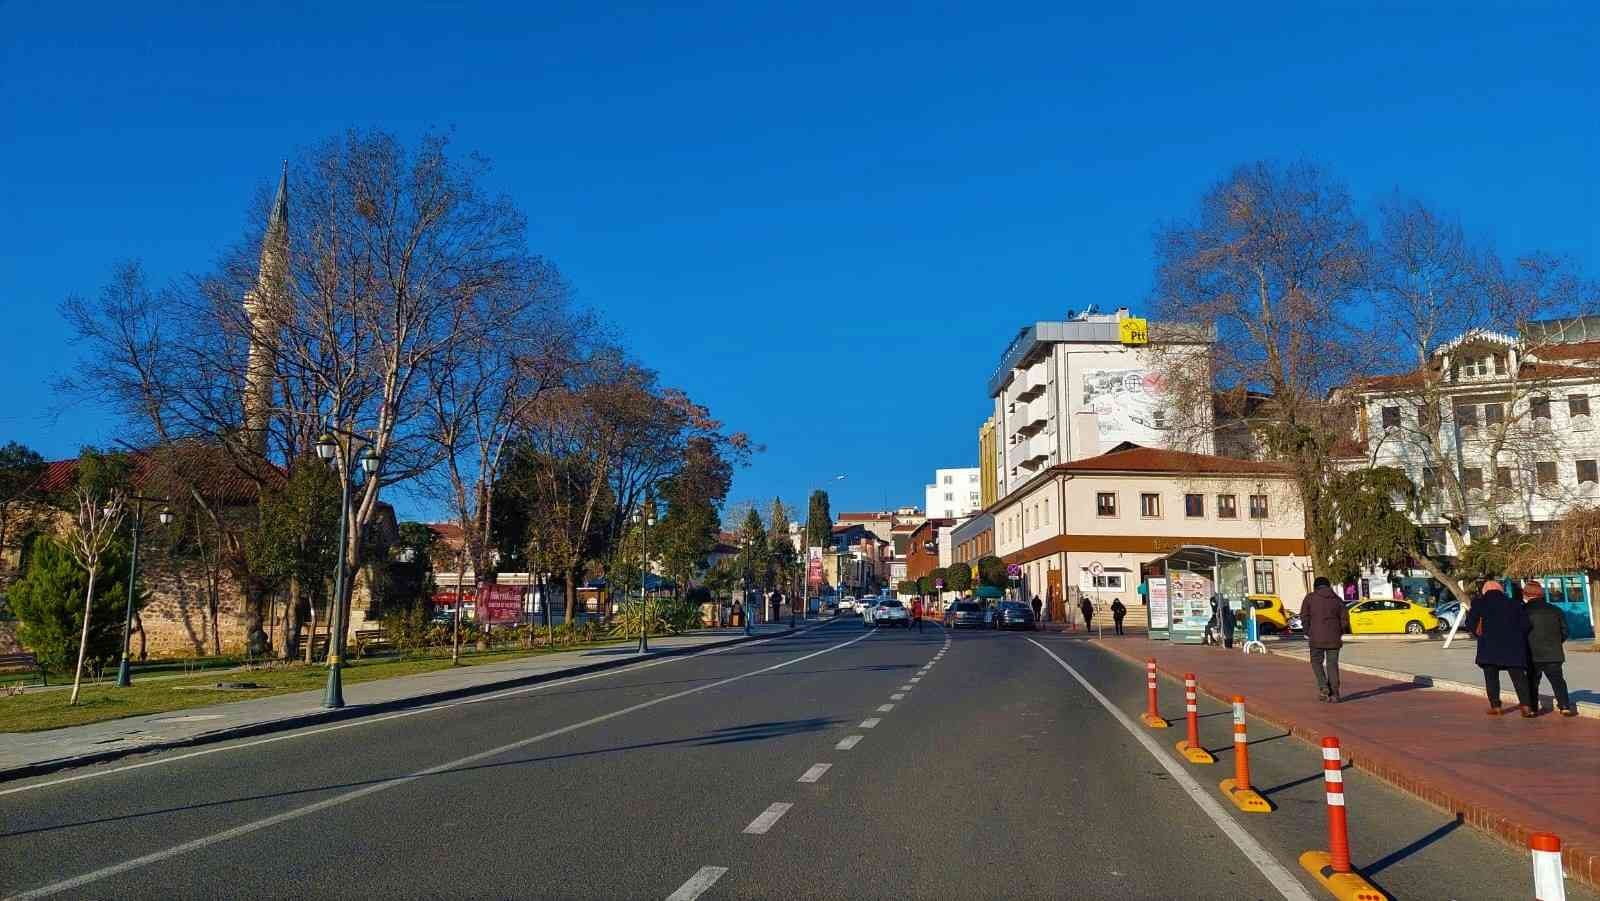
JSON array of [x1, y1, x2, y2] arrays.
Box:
[[806, 547, 824, 587], [478, 584, 525, 624], [1081, 369, 1170, 446]]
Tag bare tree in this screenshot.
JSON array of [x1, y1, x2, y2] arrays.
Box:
[[66, 488, 125, 704], [1149, 161, 1370, 572]]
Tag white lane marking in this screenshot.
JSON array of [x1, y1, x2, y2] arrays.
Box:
[[859, 718, 881, 729], [797, 763, 832, 783], [836, 735, 864, 750], [742, 802, 793, 835], [0, 621, 840, 800], [909, 678, 922, 683], [898, 684, 913, 690], [6, 628, 878, 900], [1025, 639, 1315, 901], [890, 693, 906, 700], [666, 866, 728, 901], [876, 703, 895, 712]]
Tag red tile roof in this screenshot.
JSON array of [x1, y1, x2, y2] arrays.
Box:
[[1531, 341, 1600, 362], [1059, 445, 1290, 476], [34, 446, 282, 503]]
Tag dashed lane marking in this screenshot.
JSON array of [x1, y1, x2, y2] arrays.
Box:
[[876, 703, 895, 712], [859, 718, 881, 728], [797, 763, 832, 783], [890, 693, 906, 700], [836, 735, 864, 750], [742, 802, 793, 835], [666, 866, 728, 901]]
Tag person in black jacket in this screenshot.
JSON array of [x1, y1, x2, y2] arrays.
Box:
[[1110, 598, 1127, 635], [1300, 577, 1350, 702], [1521, 581, 1577, 717], [1462, 580, 1534, 716]]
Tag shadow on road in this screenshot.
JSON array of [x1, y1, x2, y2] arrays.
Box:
[[1362, 815, 1463, 877], [0, 717, 841, 840], [1258, 763, 1349, 798]]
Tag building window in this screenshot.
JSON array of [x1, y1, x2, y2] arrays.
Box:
[[1425, 527, 1448, 556], [1381, 406, 1400, 430], [1495, 467, 1512, 489], [1571, 394, 1592, 429], [1140, 493, 1161, 517], [1579, 460, 1598, 484], [1253, 559, 1276, 595], [1456, 405, 1478, 431], [1184, 493, 1204, 517], [969, 473, 978, 483], [1464, 467, 1484, 490], [1217, 494, 1238, 519], [1096, 492, 1117, 517], [1083, 569, 1125, 591], [1043, 498, 1050, 523], [1536, 461, 1558, 486], [1422, 467, 1439, 489], [944, 492, 953, 502], [1532, 397, 1551, 420], [944, 475, 953, 484], [1483, 402, 1504, 425], [1248, 494, 1268, 519]]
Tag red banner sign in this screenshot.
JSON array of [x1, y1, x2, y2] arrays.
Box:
[[478, 584, 525, 624]]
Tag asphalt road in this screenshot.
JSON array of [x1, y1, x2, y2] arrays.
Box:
[[1, 617, 1589, 900]]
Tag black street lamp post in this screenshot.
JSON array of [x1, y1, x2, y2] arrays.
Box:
[[112, 496, 173, 687], [632, 506, 655, 654], [315, 428, 381, 710]]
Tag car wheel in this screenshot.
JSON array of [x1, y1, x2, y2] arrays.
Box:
[[1405, 620, 1425, 635]]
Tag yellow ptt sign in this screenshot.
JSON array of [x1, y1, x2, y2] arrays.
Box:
[[1119, 317, 1149, 345]]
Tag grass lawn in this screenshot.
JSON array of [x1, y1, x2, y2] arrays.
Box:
[[0, 639, 638, 733]]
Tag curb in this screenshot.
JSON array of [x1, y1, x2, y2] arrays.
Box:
[[1265, 647, 1600, 718], [1092, 639, 1600, 892], [1, 626, 807, 784]]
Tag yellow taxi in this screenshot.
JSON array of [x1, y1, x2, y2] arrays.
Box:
[[1347, 598, 1441, 635], [1242, 594, 1291, 634]]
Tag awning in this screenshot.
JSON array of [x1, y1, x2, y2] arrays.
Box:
[[1155, 545, 1248, 572]]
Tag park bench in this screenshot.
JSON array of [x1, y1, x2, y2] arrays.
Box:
[[0, 652, 45, 685]]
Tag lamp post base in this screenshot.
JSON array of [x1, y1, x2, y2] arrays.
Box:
[[324, 660, 345, 709], [115, 657, 132, 688]]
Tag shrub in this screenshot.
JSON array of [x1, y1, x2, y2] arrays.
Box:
[[9, 535, 139, 675]]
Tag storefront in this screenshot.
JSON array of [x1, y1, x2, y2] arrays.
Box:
[[1147, 545, 1249, 645]]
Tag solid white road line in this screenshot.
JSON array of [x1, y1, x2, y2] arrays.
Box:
[[876, 703, 895, 712], [5, 627, 879, 900], [1025, 639, 1315, 901], [666, 866, 728, 901], [836, 735, 864, 750], [859, 718, 881, 729], [742, 802, 793, 835], [890, 693, 906, 700], [797, 763, 832, 783], [0, 620, 842, 800]]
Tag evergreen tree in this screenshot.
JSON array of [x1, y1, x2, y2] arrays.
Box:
[[739, 507, 769, 590], [766, 497, 796, 591], [804, 490, 832, 550], [10, 534, 139, 676]]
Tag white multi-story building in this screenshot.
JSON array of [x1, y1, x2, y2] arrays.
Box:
[[987, 307, 1212, 500], [925, 468, 981, 520]]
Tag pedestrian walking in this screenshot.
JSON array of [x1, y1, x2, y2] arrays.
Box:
[[1079, 597, 1094, 632], [1462, 580, 1535, 717], [1030, 595, 1043, 630], [1301, 576, 1350, 703], [1521, 581, 1577, 717], [1110, 597, 1127, 635], [1219, 597, 1236, 649], [911, 597, 924, 632]]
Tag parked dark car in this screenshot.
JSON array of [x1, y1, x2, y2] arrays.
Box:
[[994, 601, 1035, 630], [948, 601, 986, 629]]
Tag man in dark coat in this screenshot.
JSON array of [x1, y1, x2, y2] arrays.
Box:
[[1030, 595, 1043, 629], [1301, 576, 1351, 703], [1079, 597, 1095, 632], [1521, 581, 1576, 716], [1462, 580, 1534, 716], [1218, 597, 1236, 649], [1110, 598, 1127, 635]]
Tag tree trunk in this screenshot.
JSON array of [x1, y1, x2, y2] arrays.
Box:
[[70, 565, 97, 705], [281, 577, 302, 660], [243, 576, 271, 659], [564, 567, 579, 624], [134, 610, 146, 660], [304, 595, 319, 664]]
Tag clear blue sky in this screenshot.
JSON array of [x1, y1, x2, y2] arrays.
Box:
[[2, 3, 1596, 522]]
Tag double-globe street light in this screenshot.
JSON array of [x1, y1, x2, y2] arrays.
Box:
[[314, 427, 381, 709], [631, 504, 655, 654], [108, 495, 173, 687]]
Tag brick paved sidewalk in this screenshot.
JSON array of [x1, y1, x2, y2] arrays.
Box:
[[1094, 635, 1600, 890]]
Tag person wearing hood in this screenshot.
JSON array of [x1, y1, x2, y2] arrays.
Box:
[[1521, 581, 1578, 717], [1300, 577, 1350, 703], [1462, 580, 1534, 716]]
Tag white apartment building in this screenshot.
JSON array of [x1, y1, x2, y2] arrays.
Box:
[[1350, 322, 1600, 553], [987, 308, 1212, 500], [925, 467, 981, 520]]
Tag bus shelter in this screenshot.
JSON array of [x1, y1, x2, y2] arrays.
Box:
[[1148, 545, 1250, 644]]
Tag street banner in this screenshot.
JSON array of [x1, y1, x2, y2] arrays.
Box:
[[478, 584, 525, 624], [807, 547, 823, 587]]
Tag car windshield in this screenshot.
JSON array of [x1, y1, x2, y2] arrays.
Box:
[[879, 600, 902, 608], [954, 602, 980, 612]]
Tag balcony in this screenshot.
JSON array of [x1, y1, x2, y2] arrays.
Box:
[[1016, 362, 1048, 401], [1028, 431, 1054, 462]]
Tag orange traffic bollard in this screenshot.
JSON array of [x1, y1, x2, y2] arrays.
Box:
[[1174, 673, 1215, 764], [1531, 833, 1566, 901], [1299, 737, 1387, 900], [1218, 695, 1270, 813], [1141, 659, 1168, 728]]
